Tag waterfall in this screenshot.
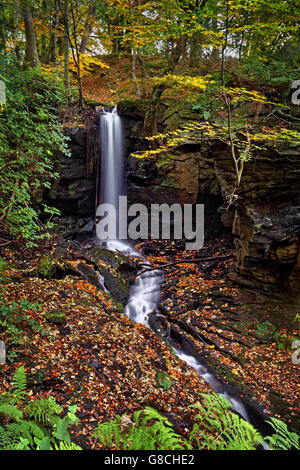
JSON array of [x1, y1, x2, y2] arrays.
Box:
[[99, 106, 163, 324], [99, 107, 125, 240], [97, 108, 269, 439]]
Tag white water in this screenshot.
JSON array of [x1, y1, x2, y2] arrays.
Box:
[[97, 108, 267, 432], [99, 107, 164, 327], [100, 107, 125, 222]]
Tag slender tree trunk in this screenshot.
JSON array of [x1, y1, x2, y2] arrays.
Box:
[[144, 84, 166, 136], [132, 39, 141, 98], [79, 5, 96, 54], [21, 0, 40, 67], [144, 37, 184, 136], [137, 48, 146, 98], [64, 0, 71, 104], [12, 1, 20, 61], [69, 0, 83, 108], [51, 1, 59, 69]]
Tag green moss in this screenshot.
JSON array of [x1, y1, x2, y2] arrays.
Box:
[[155, 177, 179, 189], [44, 309, 66, 324], [155, 371, 172, 391], [38, 256, 55, 278], [0, 257, 8, 273], [114, 302, 124, 313], [157, 152, 174, 168]]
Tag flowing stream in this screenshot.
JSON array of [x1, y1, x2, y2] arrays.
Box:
[[97, 107, 269, 440]]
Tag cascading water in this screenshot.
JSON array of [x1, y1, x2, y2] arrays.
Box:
[[99, 107, 163, 325], [99, 107, 124, 226], [97, 107, 268, 441]]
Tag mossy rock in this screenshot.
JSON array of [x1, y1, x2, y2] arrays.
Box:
[[44, 309, 66, 324], [38, 255, 56, 279], [98, 266, 130, 306], [155, 371, 172, 391], [117, 99, 149, 120], [84, 247, 125, 270], [83, 246, 137, 305], [114, 302, 124, 313]]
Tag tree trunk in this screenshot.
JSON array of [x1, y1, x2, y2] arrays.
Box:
[[21, 1, 40, 67], [144, 84, 166, 136], [79, 5, 96, 54], [12, 1, 21, 61], [51, 1, 59, 70], [132, 40, 141, 98], [144, 37, 184, 136], [64, 0, 71, 104], [137, 48, 146, 98]]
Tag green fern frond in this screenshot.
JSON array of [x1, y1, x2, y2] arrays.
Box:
[[53, 441, 82, 450], [266, 418, 300, 450], [0, 425, 23, 450], [0, 404, 23, 423], [189, 393, 263, 450], [11, 366, 26, 401], [24, 397, 62, 424], [94, 407, 185, 450]]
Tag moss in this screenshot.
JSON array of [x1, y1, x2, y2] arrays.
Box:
[[117, 99, 149, 120], [155, 371, 172, 391], [44, 309, 66, 324], [38, 256, 55, 279], [155, 177, 180, 189], [157, 152, 174, 169], [85, 247, 123, 270], [0, 257, 8, 273], [97, 266, 130, 306], [114, 302, 124, 313]]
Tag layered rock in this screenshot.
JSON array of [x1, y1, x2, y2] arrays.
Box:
[[50, 125, 98, 213], [119, 99, 227, 239], [47, 123, 99, 238], [119, 98, 300, 301]]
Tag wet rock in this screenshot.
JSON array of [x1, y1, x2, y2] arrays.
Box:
[[47, 124, 98, 219], [117, 99, 149, 120], [84, 247, 138, 306]]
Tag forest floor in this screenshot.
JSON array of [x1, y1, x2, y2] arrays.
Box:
[[0, 237, 299, 448]]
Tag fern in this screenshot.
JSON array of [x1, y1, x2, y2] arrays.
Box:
[[0, 404, 23, 423], [265, 418, 300, 450], [94, 394, 266, 451], [53, 441, 82, 450], [0, 367, 80, 450], [0, 425, 22, 450], [24, 397, 62, 424], [94, 407, 186, 450], [11, 365, 26, 402], [188, 394, 263, 450]]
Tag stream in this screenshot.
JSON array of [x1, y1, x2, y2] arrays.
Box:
[[97, 107, 270, 443]]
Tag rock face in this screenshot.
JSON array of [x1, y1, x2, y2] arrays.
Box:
[[118, 98, 300, 302], [229, 148, 300, 300], [50, 100, 300, 301], [118, 99, 227, 240], [47, 123, 99, 238], [48, 125, 99, 215]]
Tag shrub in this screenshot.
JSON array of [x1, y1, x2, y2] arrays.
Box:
[[0, 57, 69, 246]]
